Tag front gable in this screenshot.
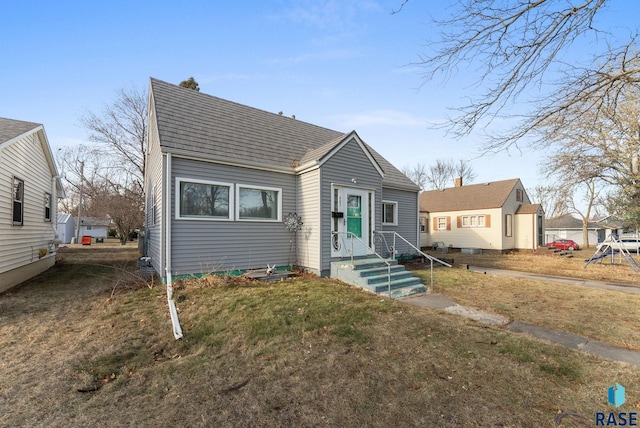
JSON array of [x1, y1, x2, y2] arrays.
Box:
[[317, 131, 384, 179]]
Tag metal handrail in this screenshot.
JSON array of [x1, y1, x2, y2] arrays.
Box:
[[376, 231, 451, 289], [332, 231, 392, 295]]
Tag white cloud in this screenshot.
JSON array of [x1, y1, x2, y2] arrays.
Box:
[[333, 109, 430, 129]]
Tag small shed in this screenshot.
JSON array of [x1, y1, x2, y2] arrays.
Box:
[[56, 213, 76, 244]]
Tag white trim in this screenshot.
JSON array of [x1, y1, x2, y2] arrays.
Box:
[[382, 200, 398, 226], [235, 183, 282, 222], [175, 177, 234, 221]]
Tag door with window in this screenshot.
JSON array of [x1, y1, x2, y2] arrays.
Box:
[[331, 186, 372, 257]]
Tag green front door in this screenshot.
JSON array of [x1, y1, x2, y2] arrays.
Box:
[[347, 194, 362, 238]]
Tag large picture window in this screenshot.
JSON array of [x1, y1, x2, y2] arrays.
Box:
[[237, 185, 281, 221], [177, 178, 232, 220], [382, 201, 397, 225], [13, 177, 24, 226]]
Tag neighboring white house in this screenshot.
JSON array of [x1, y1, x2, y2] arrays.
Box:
[[76, 216, 110, 240], [0, 118, 64, 292], [545, 214, 624, 247], [56, 213, 76, 244], [419, 178, 544, 252]]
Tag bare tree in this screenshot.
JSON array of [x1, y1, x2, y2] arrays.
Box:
[[533, 185, 568, 219], [401, 163, 429, 190], [179, 77, 200, 91], [79, 85, 148, 190], [411, 0, 639, 151], [413, 158, 475, 190], [539, 86, 640, 229]]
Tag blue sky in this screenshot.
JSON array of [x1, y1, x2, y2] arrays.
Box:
[[1, 1, 635, 194]]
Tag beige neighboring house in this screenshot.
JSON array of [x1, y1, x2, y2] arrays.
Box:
[[419, 178, 544, 252], [0, 118, 64, 292]]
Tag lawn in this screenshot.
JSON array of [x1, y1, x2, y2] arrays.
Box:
[[414, 250, 640, 351], [1, 245, 639, 427]]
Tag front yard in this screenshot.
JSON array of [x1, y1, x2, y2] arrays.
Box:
[[1, 245, 638, 427]]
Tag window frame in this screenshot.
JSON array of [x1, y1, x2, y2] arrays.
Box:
[[13, 177, 24, 226], [236, 184, 282, 222], [44, 192, 52, 222], [437, 216, 447, 230], [175, 177, 234, 221], [419, 216, 428, 233], [461, 214, 486, 228], [505, 214, 513, 237], [381, 200, 398, 226]]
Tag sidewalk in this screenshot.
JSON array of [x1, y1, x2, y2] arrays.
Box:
[[401, 268, 640, 367]]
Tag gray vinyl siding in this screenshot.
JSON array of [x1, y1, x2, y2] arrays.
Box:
[[380, 187, 419, 256], [0, 131, 57, 274], [296, 169, 321, 274], [320, 138, 383, 275], [144, 106, 165, 276], [170, 156, 296, 276]]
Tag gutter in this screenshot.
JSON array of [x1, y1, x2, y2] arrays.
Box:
[[165, 152, 183, 339]]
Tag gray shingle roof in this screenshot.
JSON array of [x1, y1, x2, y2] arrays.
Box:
[[0, 117, 41, 144], [420, 178, 521, 212], [546, 214, 601, 229], [150, 78, 418, 191]]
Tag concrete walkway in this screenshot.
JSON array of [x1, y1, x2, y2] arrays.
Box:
[[401, 268, 640, 367]]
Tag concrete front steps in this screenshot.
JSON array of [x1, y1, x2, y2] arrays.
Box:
[[330, 258, 427, 298]]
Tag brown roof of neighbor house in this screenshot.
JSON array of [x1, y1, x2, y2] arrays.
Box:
[[515, 203, 542, 215], [0, 117, 41, 144], [420, 178, 521, 212], [149, 78, 419, 191]]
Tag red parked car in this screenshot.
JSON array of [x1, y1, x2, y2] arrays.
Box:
[[546, 239, 580, 251]]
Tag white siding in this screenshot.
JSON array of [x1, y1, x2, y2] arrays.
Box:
[[296, 169, 322, 274], [427, 208, 504, 250], [0, 131, 57, 276]]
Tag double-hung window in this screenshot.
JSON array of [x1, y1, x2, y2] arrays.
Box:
[[13, 177, 24, 226], [176, 178, 233, 220], [44, 192, 52, 221], [382, 201, 397, 225], [236, 185, 281, 221]]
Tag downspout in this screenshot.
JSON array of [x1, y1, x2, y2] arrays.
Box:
[[165, 152, 183, 339], [51, 176, 60, 239]]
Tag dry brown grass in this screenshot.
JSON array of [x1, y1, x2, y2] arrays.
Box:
[[414, 249, 640, 351], [1, 245, 639, 427]]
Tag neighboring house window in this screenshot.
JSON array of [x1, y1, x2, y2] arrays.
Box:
[[505, 214, 513, 237], [13, 177, 24, 226], [177, 178, 233, 220], [44, 192, 52, 221], [151, 185, 157, 225], [419, 216, 427, 233], [435, 216, 450, 230], [382, 201, 397, 225], [237, 185, 281, 221], [460, 215, 486, 228], [516, 189, 524, 202], [86, 225, 93, 230]]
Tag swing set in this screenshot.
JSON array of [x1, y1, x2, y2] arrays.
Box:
[[584, 234, 640, 273]]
